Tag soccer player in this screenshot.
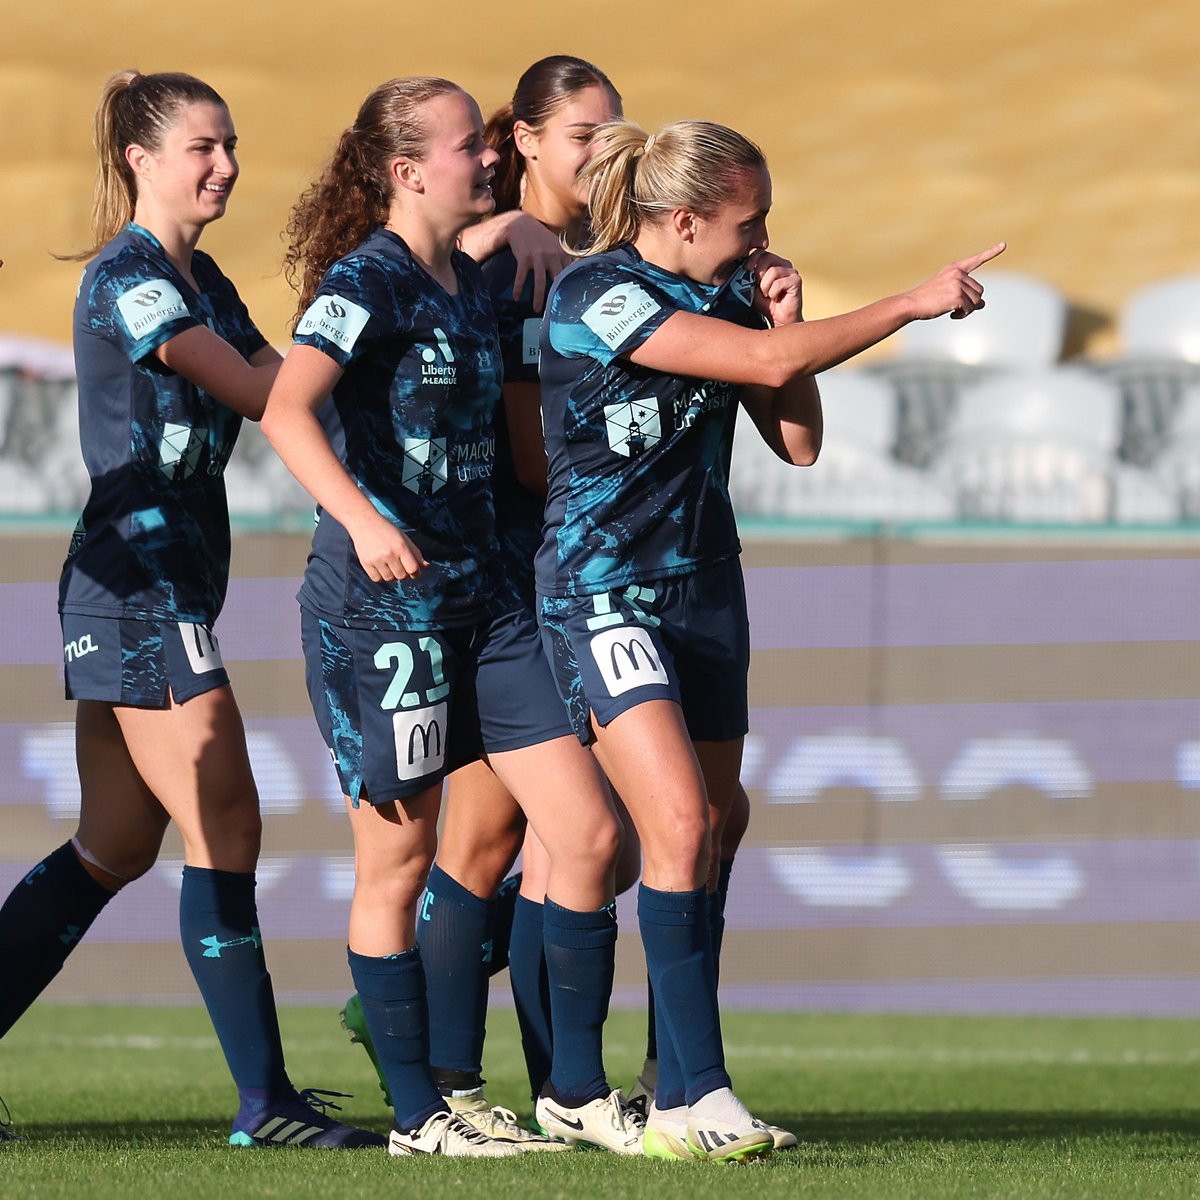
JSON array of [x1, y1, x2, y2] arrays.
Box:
[[337, 58, 636, 1147], [261, 76, 640, 1158], [0, 70, 383, 1150], [537, 117, 1002, 1162]]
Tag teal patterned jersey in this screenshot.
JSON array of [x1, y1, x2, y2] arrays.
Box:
[[535, 245, 762, 597], [294, 229, 504, 631], [479, 245, 545, 605], [59, 223, 264, 624]]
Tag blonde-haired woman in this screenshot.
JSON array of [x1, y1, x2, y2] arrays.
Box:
[[537, 116, 1003, 1162]]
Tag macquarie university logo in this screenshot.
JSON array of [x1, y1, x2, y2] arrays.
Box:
[[392, 701, 449, 780], [590, 626, 670, 697], [159, 421, 206, 480], [581, 283, 661, 350], [402, 437, 448, 496], [116, 278, 188, 339], [604, 399, 661, 458], [297, 294, 371, 353]]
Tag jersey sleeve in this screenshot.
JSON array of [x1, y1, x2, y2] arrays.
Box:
[[88, 251, 202, 364], [547, 260, 675, 366], [293, 255, 402, 368], [480, 250, 541, 385]]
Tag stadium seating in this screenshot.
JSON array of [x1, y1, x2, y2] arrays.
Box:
[[929, 366, 1128, 523], [870, 271, 1069, 466], [729, 368, 957, 522]]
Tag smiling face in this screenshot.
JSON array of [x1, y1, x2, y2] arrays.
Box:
[[128, 101, 238, 231], [407, 89, 499, 230], [519, 84, 622, 225], [687, 165, 772, 286]]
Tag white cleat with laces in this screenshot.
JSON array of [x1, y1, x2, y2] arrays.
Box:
[[535, 1087, 645, 1155], [447, 1091, 571, 1151], [387, 1109, 525, 1157]]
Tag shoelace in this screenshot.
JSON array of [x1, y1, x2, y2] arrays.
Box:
[[607, 1092, 642, 1136], [0, 1093, 22, 1142], [295, 1087, 352, 1118], [446, 1114, 492, 1145]]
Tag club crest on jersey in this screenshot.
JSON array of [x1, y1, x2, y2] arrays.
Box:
[[159, 421, 206, 479], [421, 328, 457, 384], [726, 263, 757, 307], [604, 400, 661, 458], [581, 283, 661, 349], [402, 437, 448, 495], [116, 278, 188, 339], [297, 293, 371, 353]]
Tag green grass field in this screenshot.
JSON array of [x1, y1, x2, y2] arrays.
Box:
[[3, 1005, 1200, 1198]]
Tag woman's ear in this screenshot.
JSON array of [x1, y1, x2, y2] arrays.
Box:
[[391, 156, 423, 194], [125, 143, 152, 181], [671, 207, 698, 243], [513, 120, 538, 162]]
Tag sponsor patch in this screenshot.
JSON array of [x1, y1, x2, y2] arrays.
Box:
[[604, 399, 661, 458], [402, 436, 448, 495], [581, 283, 661, 350], [116, 278, 188, 340], [297, 293, 371, 354], [392, 701, 449, 779], [178, 623, 224, 675], [522, 318, 541, 365], [590, 626, 670, 697]]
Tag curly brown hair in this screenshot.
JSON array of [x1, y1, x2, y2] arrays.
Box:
[[283, 76, 463, 327]]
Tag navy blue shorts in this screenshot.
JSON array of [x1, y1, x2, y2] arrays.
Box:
[[538, 558, 750, 745], [61, 613, 230, 706], [301, 604, 571, 807]]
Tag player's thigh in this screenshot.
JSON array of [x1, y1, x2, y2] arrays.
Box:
[[74, 700, 170, 884]]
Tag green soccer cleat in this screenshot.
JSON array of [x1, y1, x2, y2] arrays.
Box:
[[340, 994, 393, 1109]]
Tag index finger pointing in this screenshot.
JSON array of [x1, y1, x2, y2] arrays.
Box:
[[955, 242, 1007, 273]]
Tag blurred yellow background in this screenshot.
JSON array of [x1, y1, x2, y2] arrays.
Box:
[[2, 0, 1197, 357]]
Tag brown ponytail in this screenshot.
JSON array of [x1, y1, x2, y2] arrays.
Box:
[[66, 70, 226, 261]]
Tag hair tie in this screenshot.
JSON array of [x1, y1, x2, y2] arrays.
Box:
[[634, 133, 656, 160]]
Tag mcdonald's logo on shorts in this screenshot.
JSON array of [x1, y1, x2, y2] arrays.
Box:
[[391, 701, 449, 779], [590, 626, 670, 697]]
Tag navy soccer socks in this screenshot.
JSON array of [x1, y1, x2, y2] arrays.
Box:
[[416, 864, 494, 1090], [347, 945, 445, 1132], [179, 866, 290, 1103], [542, 898, 617, 1104], [637, 884, 729, 1105], [508, 894, 552, 1100], [0, 842, 114, 1037]]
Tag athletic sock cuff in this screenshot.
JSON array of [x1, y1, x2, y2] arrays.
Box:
[[637, 883, 707, 925], [425, 863, 493, 912], [543, 898, 617, 949], [347, 945, 423, 1001]]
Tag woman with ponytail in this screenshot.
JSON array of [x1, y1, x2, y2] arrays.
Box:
[[0, 70, 383, 1150], [262, 75, 634, 1159], [536, 117, 1004, 1163]]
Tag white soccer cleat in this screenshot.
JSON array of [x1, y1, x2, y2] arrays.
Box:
[[535, 1088, 645, 1155], [686, 1087, 773, 1164], [387, 1109, 525, 1157], [447, 1091, 571, 1151], [642, 1102, 693, 1161], [754, 1117, 798, 1150]]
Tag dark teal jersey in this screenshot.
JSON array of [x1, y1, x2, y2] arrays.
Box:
[[59, 223, 264, 624], [294, 229, 504, 631], [479, 245, 545, 603], [536, 245, 762, 597]]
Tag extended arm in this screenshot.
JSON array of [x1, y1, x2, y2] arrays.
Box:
[[628, 243, 1006, 390]]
